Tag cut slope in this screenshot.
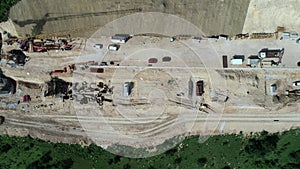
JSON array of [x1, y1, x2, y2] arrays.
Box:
[[8, 0, 251, 37], [243, 0, 300, 33]]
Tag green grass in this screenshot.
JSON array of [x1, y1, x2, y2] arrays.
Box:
[[0, 129, 300, 169]]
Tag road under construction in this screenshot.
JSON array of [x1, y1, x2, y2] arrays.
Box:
[[0, 34, 300, 153]]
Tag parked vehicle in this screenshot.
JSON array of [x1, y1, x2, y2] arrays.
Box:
[[108, 44, 120, 51], [33, 45, 47, 52], [94, 44, 103, 49], [148, 58, 158, 63], [100, 62, 108, 66], [162, 56, 171, 62], [293, 81, 300, 86]]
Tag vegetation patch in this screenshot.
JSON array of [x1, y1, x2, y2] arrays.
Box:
[[0, 129, 299, 168], [0, 0, 20, 22]]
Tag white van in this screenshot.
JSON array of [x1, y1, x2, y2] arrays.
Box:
[[108, 44, 120, 51], [293, 81, 300, 86]]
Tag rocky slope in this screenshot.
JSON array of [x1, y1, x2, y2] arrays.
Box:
[[8, 0, 251, 37], [243, 0, 300, 34]]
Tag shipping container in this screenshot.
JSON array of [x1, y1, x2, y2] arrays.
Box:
[[222, 55, 228, 68], [230, 59, 243, 65], [196, 80, 204, 96]]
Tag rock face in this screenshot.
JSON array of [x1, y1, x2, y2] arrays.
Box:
[[8, 0, 251, 37], [242, 0, 300, 34]]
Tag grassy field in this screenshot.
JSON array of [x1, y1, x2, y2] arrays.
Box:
[[0, 129, 299, 169]]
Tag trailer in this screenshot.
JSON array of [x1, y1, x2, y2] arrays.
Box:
[[222, 55, 228, 68], [123, 82, 134, 97], [230, 59, 243, 65]]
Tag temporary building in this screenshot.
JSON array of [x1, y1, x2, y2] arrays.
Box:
[[111, 34, 131, 43], [123, 82, 134, 97], [230, 59, 243, 65], [247, 55, 260, 66]]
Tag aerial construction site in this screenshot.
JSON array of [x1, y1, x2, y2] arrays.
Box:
[[0, 0, 300, 157]]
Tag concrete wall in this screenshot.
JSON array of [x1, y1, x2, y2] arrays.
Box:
[[8, 0, 251, 37]]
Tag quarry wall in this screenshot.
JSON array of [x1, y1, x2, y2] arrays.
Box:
[[6, 0, 300, 38], [242, 0, 300, 34], [8, 0, 251, 37]]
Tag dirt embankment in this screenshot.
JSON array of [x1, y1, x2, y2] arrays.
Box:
[[8, 0, 250, 37]]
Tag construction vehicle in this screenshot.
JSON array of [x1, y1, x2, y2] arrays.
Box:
[[0, 116, 4, 125]]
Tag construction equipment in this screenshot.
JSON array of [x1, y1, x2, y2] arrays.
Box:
[[0, 116, 4, 125]]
